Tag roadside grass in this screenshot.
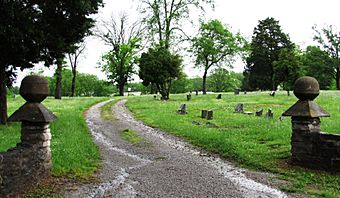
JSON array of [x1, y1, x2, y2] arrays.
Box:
[[0, 96, 107, 179], [125, 91, 340, 197]]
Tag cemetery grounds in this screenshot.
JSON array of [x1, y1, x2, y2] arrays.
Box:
[[0, 91, 339, 197]]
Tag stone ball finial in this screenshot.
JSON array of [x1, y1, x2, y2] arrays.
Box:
[[19, 75, 49, 103], [293, 76, 319, 100]]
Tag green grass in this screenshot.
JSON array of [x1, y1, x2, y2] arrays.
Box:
[[125, 91, 340, 197], [120, 129, 143, 145], [100, 99, 117, 122], [0, 96, 107, 179]]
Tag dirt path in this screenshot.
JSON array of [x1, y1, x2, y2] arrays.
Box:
[[64, 99, 289, 198]]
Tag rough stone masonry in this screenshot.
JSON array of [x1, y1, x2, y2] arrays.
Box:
[[0, 75, 57, 197], [282, 76, 340, 172]]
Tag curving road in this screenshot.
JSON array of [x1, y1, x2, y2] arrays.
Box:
[[64, 99, 290, 198]]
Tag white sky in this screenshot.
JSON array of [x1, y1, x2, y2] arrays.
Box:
[[17, 0, 340, 85]]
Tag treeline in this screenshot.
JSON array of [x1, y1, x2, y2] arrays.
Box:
[[46, 69, 115, 97]]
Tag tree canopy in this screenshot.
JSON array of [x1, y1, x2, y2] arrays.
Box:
[[0, 0, 103, 123], [140, 0, 214, 49], [191, 19, 245, 94], [244, 17, 293, 91], [313, 25, 340, 90], [139, 46, 182, 100]]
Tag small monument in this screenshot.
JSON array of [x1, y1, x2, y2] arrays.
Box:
[[234, 103, 244, 113], [269, 91, 275, 96], [201, 110, 213, 120], [255, 109, 263, 117], [234, 88, 240, 95], [177, 103, 187, 114], [187, 94, 191, 101], [216, 94, 222, 99], [266, 109, 273, 119]]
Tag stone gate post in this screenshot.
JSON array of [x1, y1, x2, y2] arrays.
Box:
[[282, 76, 340, 172], [0, 75, 57, 196]]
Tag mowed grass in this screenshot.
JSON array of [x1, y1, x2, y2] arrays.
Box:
[[0, 96, 106, 178], [126, 91, 340, 197]]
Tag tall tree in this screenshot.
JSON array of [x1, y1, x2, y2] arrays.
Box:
[[0, 1, 44, 124], [39, 0, 103, 99], [140, 0, 214, 49], [191, 19, 245, 94], [68, 42, 86, 97], [273, 47, 303, 95], [0, 0, 102, 123], [207, 68, 243, 92], [301, 46, 334, 89], [244, 17, 293, 91], [313, 25, 340, 90], [139, 46, 182, 100], [97, 14, 142, 96]]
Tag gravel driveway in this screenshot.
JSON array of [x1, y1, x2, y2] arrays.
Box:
[[64, 99, 289, 198]]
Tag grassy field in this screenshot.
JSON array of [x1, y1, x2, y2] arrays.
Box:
[[125, 91, 340, 197], [0, 96, 106, 178]]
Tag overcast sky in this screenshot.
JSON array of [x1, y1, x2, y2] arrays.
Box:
[[18, 0, 340, 84]]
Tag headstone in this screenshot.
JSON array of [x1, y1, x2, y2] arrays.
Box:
[[216, 94, 222, 99], [266, 108, 273, 119], [177, 103, 187, 114], [234, 88, 240, 95], [195, 90, 198, 95], [187, 94, 191, 101], [256, 109, 263, 116], [207, 110, 213, 120], [154, 95, 157, 99], [206, 122, 218, 128], [244, 91, 247, 94], [201, 110, 208, 118], [270, 91, 275, 96], [234, 103, 244, 113]]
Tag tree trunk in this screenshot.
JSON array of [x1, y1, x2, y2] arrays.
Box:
[[202, 69, 208, 95], [71, 69, 76, 97], [336, 67, 340, 90], [55, 61, 63, 99], [0, 66, 7, 125], [287, 90, 290, 96], [119, 83, 124, 96]]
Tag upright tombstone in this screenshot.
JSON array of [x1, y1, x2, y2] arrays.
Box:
[[266, 108, 273, 119], [187, 94, 191, 101], [177, 103, 187, 114], [216, 94, 222, 99], [269, 91, 275, 96], [201, 110, 208, 118], [256, 109, 263, 117], [234, 103, 244, 113], [234, 88, 240, 95], [0, 75, 57, 196], [282, 76, 339, 172]]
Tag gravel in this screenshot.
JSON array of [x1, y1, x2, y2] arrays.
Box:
[[64, 99, 290, 198]]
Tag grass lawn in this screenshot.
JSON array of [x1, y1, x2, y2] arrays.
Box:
[[125, 91, 340, 197], [0, 96, 106, 179]]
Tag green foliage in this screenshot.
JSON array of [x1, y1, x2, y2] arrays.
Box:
[[191, 19, 245, 94], [207, 68, 243, 92], [273, 47, 303, 93], [244, 17, 294, 91], [140, 0, 214, 49], [302, 46, 334, 90], [139, 47, 182, 99], [97, 15, 142, 96], [48, 69, 115, 97], [0, 97, 105, 178], [313, 25, 340, 90], [126, 92, 340, 197], [170, 73, 190, 93]]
